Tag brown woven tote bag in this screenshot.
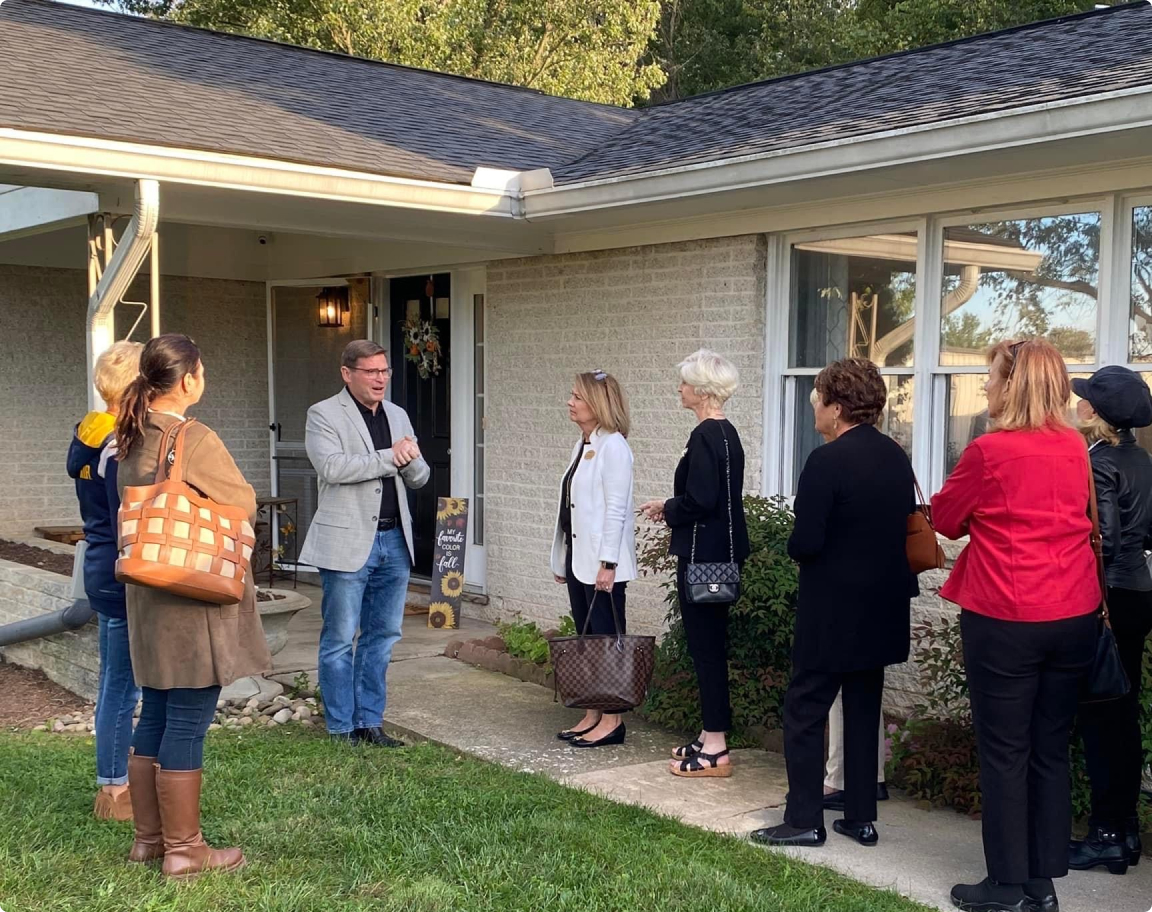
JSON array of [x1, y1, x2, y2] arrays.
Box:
[[116, 419, 255, 605], [549, 592, 656, 711]]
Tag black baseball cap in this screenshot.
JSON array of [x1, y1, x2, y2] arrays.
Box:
[[1072, 366, 1152, 429]]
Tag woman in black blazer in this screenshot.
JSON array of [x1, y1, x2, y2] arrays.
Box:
[[641, 349, 749, 779], [752, 358, 915, 849]]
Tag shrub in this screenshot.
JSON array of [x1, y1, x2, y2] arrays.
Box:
[[497, 615, 576, 670], [639, 495, 798, 740]]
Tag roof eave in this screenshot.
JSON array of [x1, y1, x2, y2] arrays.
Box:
[[0, 128, 518, 218], [523, 84, 1152, 219]]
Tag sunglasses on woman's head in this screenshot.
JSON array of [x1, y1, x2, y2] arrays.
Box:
[[591, 370, 607, 382]]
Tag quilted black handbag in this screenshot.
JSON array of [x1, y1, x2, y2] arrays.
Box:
[[683, 425, 740, 605], [549, 592, 656, 711], [1081, 462, 1130, 703]]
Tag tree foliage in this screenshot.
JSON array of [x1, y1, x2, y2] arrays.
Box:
[[99, 0, 664, 106]]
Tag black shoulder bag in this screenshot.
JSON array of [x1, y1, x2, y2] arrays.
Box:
[[1081, 459, 1130, 702], [683, 425, 741, 605]]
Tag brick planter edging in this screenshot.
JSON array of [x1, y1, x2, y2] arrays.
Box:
[[444, 634, 555, 691]]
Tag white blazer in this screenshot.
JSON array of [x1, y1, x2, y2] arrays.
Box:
[[550, 427, 637, 586]]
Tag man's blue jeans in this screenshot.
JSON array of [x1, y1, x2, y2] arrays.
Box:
[[95, 613, 140, 786], [318, 527, 410, 734]]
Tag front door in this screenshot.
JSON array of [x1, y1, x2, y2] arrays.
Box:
[[390, 273, 451, 576]]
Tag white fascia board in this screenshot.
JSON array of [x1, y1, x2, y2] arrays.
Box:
[[0, 129, 516, 218], [523, 84, 1152, 219], [0, 184, 98, 240]]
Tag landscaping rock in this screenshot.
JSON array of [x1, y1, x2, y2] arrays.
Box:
[[481, 635, 506, 652], [444, 639, 464, 658], [273, 708, 294, 724]]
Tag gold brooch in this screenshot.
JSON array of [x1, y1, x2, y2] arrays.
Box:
[[584, 449, 596, 460]]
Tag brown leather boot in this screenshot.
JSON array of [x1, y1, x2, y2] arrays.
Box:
[[126, 753, 164, 863], [93, 785, 134, 822], [155, 767, 245, 880]]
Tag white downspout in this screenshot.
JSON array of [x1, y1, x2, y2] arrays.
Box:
[[86, 179, 159, 409], [871, 264, 980, 364]]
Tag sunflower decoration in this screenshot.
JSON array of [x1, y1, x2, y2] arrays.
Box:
[[428, 601, 455, 628], [436, 497, 467, 521], [440, 570, 465, 598], [403, 316, 441, 380]]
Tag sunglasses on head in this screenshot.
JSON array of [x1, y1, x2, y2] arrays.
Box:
[[1006, 340, 1029, 379], [591, 369, 607, 382]]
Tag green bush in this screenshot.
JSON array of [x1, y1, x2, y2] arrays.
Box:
[[497, 615, 576, 669], [639, 495, 798, 740]]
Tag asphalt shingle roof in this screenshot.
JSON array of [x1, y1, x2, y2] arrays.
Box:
[[1, 0, 1150, 189], [553, 1, 1152, 184], [0, 0, 636, 184]]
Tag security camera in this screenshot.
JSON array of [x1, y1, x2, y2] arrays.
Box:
[[257, 235, 269, 245]]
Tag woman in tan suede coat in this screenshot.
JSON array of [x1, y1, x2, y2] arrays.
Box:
[[115, 333, 270, 881]]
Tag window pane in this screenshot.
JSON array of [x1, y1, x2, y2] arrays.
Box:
[[940, 214, 1099, 365], [791, 375, 913, 490], [945, 372, 1092, 476], [1131, 207, 1152, 362], [790, 233, 917, 368]]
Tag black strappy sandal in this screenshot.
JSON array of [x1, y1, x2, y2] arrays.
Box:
[[671, 748, 732, 778], [671, 739, 704, 760]]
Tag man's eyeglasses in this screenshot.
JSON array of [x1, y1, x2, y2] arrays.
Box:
[[350, 367, 393, 379]]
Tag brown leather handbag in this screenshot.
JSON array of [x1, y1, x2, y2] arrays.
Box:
[[907, 476, 946, 574], [116, 419, 256, 605], [549, 592, 656, 711]]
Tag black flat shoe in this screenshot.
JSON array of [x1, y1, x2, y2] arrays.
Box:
[[749, 823, 826, 847], [833, 818, 878, 846], [950, 878, 1027, 912], [571, 723, 625, 748], [822, 783, 889, 811], [355, 727, 405, 748], [1023, 877, 1057, 912], [1068, 826, 1128, 874], [556, 723, 597, 742]]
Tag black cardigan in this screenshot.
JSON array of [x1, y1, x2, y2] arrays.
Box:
[[664, 419, 750, 564], [788, 424, 916, 673]]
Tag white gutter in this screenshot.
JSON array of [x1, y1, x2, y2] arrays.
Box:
[[87, 179, 159, 410], [523, 83, 1152, 218], [0, 129, 515, 218]]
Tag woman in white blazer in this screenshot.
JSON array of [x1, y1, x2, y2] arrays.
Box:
[[550, 369, 637, 748]]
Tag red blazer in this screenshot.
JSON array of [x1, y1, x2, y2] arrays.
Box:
[[932, 425, 1099, 622]]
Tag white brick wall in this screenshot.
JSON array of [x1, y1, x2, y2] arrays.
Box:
[[484, 236, 768, 635], [0, 266, 269, 533]]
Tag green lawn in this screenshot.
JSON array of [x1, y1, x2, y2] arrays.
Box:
[[0, 728, 929, 912]]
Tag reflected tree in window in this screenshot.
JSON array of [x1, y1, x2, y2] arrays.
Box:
[[1130, 207, 1152, 361]]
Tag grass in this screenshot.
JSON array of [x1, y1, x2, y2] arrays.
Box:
[[0, 728, 930, 912]]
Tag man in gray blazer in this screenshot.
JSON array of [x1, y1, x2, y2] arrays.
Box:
[[300, 340, 429, 745]]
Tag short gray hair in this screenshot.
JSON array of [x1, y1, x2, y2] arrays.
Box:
[[342, 339, 387, 370], [678, 348, 739, 403]]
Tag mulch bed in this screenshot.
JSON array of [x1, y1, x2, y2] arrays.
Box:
[[0, 661, 91, 730], [0, 538, 73, 576]]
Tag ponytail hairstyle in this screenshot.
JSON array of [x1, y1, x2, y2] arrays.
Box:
[[115, 333, 202, 461]]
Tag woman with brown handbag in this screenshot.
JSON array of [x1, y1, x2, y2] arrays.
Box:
[[115, 333, 270, 880]]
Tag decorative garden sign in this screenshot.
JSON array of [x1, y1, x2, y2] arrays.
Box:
[[429, 497, 468, 629]]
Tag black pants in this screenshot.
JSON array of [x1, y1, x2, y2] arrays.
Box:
[[783, 666, 884, 828], [961, 609, 1096, 883], [564, 538, 627, 636], [132, 685, 222, 771], [1078, 587, 1152, 831], [676, 558, 732, 732]]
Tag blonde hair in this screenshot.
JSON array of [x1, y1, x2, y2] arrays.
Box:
[[1079, 410, 1121, 447], [94, 340, 143, 408], [988, 338, 1070, 432], [574, 371, 631, 437], [678, 349, 739, 404]]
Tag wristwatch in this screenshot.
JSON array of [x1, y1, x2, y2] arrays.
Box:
[[600, 561, 617, 570]]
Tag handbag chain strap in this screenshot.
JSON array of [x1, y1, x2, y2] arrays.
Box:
[[690, 423, 734, 565], [1085, 454, 1111, 625]]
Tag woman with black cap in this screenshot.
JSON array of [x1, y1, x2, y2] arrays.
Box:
[[1070, 365, 1152, 876]]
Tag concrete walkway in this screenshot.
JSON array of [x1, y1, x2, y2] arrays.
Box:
[[275, 609, 1152, 912]]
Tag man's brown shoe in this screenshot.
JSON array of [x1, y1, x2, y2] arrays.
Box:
[[155, 767, 245, 880]]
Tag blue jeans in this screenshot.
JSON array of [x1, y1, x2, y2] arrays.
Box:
[[95, 614, 140, 786], [132, 686, 221, 771], [318, 527, 410, 734]]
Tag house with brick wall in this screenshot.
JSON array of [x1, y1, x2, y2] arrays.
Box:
[[3, 0, 1152, 707]]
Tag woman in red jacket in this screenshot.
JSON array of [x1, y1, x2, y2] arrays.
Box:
[[933, 338, 1098, 912]]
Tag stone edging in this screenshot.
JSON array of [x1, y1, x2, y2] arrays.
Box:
[[443, 634, 555, 691]]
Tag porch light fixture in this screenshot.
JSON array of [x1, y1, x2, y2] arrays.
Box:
[[316, 286, 350, 327]]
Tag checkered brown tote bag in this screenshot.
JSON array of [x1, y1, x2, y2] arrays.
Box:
[[116, 419, 255, 605], [549, 592, 656, 711]]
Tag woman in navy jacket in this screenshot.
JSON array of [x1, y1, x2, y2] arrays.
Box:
[[67, 340, 142, 821]]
